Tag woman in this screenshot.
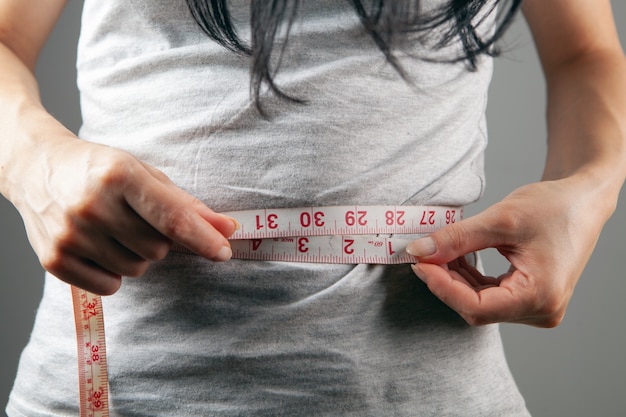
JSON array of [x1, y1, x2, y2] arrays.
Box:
[[1, 0, 625, 415]]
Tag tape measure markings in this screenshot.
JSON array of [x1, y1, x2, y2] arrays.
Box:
[[72, 205, 461, 415], [228, 235, 417, 264], [224, 205, 462, 239], [71, 286, 110, 417], [210, 205, 462, 263]]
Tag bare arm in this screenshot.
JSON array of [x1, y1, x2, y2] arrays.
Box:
[[407, 0, 626, 327], [525, 0, 626, 193], [0, 0, 70, 208], [0, 0, 237, 295], [0, 0, 66, 179]]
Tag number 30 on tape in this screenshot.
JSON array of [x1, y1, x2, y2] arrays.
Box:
[[72, 205, 461, 415], [218, 205, 462, 264], [225, 205, 461, 239]]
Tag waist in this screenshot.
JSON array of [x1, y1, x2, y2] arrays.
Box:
[[172, 205, 463, 264]]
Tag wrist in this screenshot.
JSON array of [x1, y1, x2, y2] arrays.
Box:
[[0, 98, 77, 203], [548, 165, 624, 222]]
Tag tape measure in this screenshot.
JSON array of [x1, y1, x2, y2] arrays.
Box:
[[71, 286, 110, 417], [71, 205, 460, 415], [174, 205, 462, 263]]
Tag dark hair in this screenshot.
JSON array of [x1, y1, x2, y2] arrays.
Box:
[[186, 0, 522, 113]]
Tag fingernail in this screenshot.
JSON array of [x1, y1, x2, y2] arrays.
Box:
[[406, 237, 436, 257], [220, 215, 240, 233], [216, 245, 232, 262]]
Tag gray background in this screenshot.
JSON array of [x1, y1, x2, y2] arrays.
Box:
[[1, 1, 624, 415]]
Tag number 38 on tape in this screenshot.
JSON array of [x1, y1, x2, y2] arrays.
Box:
[[71, 205, 462, 416], [71, 286, 110, 417]]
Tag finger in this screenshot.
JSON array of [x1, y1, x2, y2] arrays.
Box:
[[448, 263, 488, 290], [453, 256, 501, 289], [159, 205, 233, 261], [50, 225, 153, 279], [412, 262, 535, 326], [75, 236, 153, 278], [123, 172, 236, 261], [433, 259, 498, 292], [192, 202, 240, 238], [139, 163, 239, 238], [73, 199, 173, 263], [105, 203, 173, 262], [406, 207, 520, 265], [65, 201, 170, 273], [46, 254, 122, 296]]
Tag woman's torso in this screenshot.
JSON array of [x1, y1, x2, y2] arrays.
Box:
[[7, 1, 530, 415]]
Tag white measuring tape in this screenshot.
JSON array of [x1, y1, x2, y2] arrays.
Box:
[[71, 205, 460, 415], [71, 286, 110, 417], [174, 205, 462, 263]]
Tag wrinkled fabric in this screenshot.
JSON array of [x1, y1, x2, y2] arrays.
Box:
[[7, 1, 529, 415]]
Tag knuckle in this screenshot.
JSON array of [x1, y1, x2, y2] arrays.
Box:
[[541, 314, 565, 328], [70, 155, 134, 213], [491, 207, 531, 242], [157, 244, 172, 260], [65, 185, 112, 224], [463, 313, 491, 327], [144, 164, 170, 183], [162, 207, 194, 238], [97, 283, 121, 296], [52, 222, 83, 251], [46, 230, 78, 262], [124, 260, 151, 278], [441, 222, 470, 252], [494, 207, 523, 230], [71, 194, 102, 222], [39, 224, 83, 275], [39, 248, 66, 275], [536, 297, 566, 328], [147, 241, 171, 262], [92, 154, 133, 187], [39, 246, 79, 283], [83, 274, 123, 296], [539, 296, 561, 315]]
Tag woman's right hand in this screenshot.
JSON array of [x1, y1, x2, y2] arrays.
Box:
[[1, 0, 237, 295], [9, 133, 238, 295]]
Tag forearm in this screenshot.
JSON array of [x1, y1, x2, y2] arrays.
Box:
[[408, 48, 626, 327], [0, 42, 76, 203], [521, 0, 626, 219], [541, 50, 626, 217]]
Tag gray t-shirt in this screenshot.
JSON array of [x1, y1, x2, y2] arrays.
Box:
[[7, 0, 530, 415]]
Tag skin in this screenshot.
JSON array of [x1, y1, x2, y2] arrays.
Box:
[[0, 0, 238, 295], [407, 0, 626, 327], [1, 0, 625, 329]]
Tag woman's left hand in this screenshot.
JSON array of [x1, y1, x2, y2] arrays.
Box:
[[406, 176, 614, 327]]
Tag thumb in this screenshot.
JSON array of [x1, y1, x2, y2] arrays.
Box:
[[406, 209, 507, 264]]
